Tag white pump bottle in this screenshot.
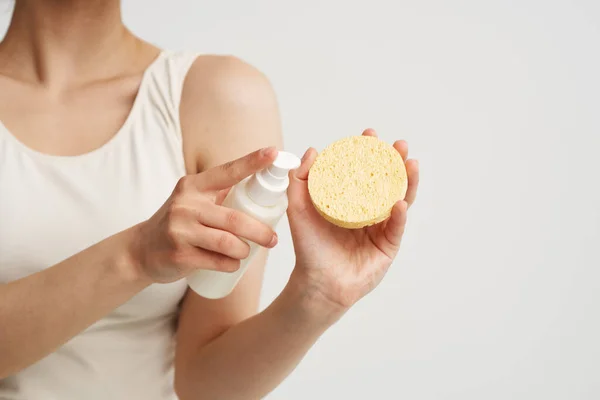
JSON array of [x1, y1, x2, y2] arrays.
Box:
[[187, 151, 301, 299]]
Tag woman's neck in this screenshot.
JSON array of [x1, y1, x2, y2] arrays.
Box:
[[0, 0, 139, 88]]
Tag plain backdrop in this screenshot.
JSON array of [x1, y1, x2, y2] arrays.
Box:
[[2, 0, 600, 399]]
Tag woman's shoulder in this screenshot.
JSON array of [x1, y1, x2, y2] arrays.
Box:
[[177, 53, 283, 173], [182, 53, 275, 106]]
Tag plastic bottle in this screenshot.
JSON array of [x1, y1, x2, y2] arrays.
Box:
[[187, 151, 301, 299]]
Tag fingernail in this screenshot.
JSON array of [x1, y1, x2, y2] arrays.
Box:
[[268, 233, 278, 247], [261, 147, 277, 157]]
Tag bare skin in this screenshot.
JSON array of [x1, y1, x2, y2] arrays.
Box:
[[0, 0, 420, 399]]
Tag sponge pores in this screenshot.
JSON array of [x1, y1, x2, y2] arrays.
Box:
[[307, 136, 407, 229]]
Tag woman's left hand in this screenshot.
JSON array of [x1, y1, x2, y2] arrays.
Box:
[[286, 129, 420, 320]]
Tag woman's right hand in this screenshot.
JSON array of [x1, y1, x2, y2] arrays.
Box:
[[130, 147, 280, 283]]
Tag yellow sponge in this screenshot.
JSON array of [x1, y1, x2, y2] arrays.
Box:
[[308, 136, 407, 229]]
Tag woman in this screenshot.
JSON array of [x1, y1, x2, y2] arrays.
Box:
[[0, 0, 419, 399]]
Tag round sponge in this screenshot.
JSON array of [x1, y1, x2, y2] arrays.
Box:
[[308, 136, 407, 229]]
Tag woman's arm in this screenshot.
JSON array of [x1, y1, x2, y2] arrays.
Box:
[[173, 55, 341, 399], [175, 55, 295, 399], [0, 228, 148, 378], [175, 276, 340, 400]]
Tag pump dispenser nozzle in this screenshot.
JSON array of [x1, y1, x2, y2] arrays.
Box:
[[246, 151, 301, 206], [268, 151, 302, 179]]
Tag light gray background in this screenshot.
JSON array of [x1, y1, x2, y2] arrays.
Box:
[[2, 1, 599, 399]]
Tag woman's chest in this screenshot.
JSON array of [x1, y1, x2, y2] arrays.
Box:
[[0, 73, 143, 157], [0, 162, 186, 322], [0, 168, 168, 274], [0, 145, 188, 318]]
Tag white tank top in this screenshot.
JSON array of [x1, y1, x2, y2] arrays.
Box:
[[0, 51, 199, 400]]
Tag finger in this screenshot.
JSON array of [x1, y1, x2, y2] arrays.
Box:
[[362, 128, 377, 137], [199, 205, 278, 248], [393, 140, 409, 162], [195, 249, 241, 272], [383, 200, 408, 248], [196, 147, 278, 191], [404, 159, 419, 207], [185, 225, 251, 260], [215, 187, 231, 205], [293, 147, 318, 181]]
